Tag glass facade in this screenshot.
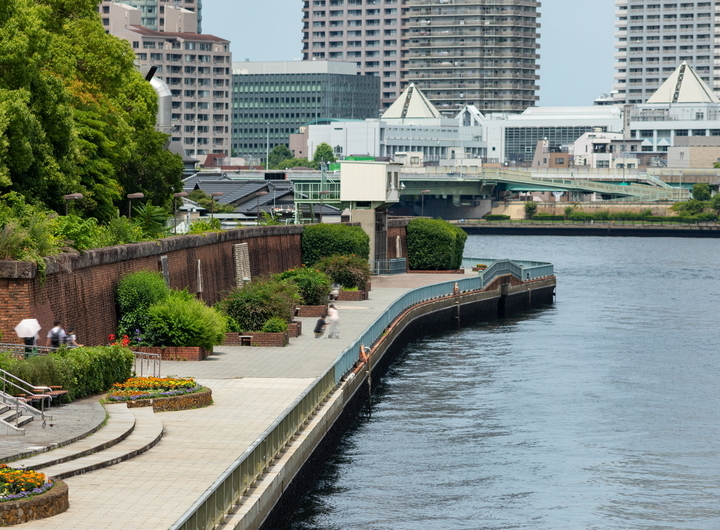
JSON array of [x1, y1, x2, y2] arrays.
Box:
[[504, 126, 607, 163], [231, 72, 380, 158]]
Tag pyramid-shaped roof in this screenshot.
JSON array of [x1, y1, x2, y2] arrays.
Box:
[[382, 83, 442, 119], [646, 62, 719, 104]]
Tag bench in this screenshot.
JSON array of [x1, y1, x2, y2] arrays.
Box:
[[239, 336, 252, 346], [46, 386, 68, 406]]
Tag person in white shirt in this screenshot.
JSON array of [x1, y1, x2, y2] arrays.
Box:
[[46, 321, 67, 348], [326, 304, 340, 339]]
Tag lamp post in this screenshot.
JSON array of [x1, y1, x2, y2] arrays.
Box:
[[266, 123, 270, 171], [173, 191, 188, 233], [255, 190, 268, 223], [126, 192, 144, 219], [420, 189, 430, 217], [209, 192, 223, 222], [63, 193, 83, 215]]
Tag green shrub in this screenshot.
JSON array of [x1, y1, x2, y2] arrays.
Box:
[[273, 266, 332, 305], [314, 254, 371, 290], [261, 317, 288, 333], [0, 346, 134, 402], [302, 224, 370, 265], [532, 214, 565, 221], [524, 201, 538, 218], [220, 278, 301, 332], [144, 290, 227, 350], [116, 270, 170, 337], [483, 214, 510, 221], [406, 218, 466, 271]]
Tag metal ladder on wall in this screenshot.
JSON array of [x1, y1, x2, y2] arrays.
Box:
[[0, 369, 52, 435]]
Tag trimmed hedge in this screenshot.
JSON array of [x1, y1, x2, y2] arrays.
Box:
[[407, 218, 467, 271], [302, 224, 370, 265], [0, 346, 134, 401], [484, 214, 511, 221]]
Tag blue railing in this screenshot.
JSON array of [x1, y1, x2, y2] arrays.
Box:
[[170, 255, 554, 530], [371, 258, 407, 275]]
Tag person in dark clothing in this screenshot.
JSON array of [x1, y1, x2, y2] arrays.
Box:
[[314, 316, 327, 338]]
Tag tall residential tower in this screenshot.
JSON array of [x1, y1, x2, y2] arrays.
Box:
[[302, 0, 541, 115], [613, 0, 717, 104]]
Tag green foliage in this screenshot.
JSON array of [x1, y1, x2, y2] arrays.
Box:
[[671, 199, 707, 216], [313, 143, 337, 166], [314, 254, 372, 290], [188, 217, 222, 234], [115, 270, 170, 337], [268, 145, 293, 169], [144, 290, 227, 350], [219, 278, 301, 332], [132, 202, 169, 239], [563, 205, 575, 218], [524, 201, 538, 217], [692, 183, 711, 201], [302, 223, 370, 265], [483, 214, 510, 221], [0, 346, 134, 401], [273, 266, 332, 305], [188, 189, 236, 214], [406, 218, 466, 271], [261, 317, 288, 333], [532, 214, 565, 221], [710, 194, 720, 212], [275, 157, 313, 169], [258, 211, 281, 226]]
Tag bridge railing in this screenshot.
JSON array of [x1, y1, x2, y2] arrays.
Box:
[[170, 256, 554, 530]]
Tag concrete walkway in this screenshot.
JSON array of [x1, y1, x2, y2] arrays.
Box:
[[11, 273, 467, 530]]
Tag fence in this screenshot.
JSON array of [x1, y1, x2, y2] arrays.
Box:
[[371, 258, 408, 275], [170, 256, 554, 530]]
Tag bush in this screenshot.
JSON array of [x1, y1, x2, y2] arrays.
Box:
[[116, 270, 170, 337], [144, 290, 227, 350], [220, 278, 301, 332], [524, 201, 538, 218], [302, 224, 370, 265], [273, 266, 332, 305], [406, 218, 466, 271], [314, 254, 371, 290], [0, 346, 134, 401], [261, 317, 288, 333], [483, 214, 510, 221]]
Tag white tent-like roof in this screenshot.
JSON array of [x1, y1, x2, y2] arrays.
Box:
[[382, 83, 442, 119], [646, 62, 719, 104]]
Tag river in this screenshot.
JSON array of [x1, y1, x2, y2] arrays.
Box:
[[287, 235, 720, 530]]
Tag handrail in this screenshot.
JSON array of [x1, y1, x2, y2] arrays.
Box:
[[170, 256, 554, 530]]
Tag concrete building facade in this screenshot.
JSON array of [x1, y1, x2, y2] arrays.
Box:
[[302, 0, 540, 114], [613, 0, 718, 105], [231, 61, 380, 161], [99, 0, 203, 33]]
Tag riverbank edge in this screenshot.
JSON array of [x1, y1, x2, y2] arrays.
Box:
[[223, 277, 556, 530], [458, 224, 720, 238]]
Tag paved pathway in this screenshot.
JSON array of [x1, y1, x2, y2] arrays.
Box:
[[11, 273, 467, 530]]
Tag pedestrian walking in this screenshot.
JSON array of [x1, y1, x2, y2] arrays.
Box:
[[326, 304, 340, 339], [46, 320, 67, 348], [65, 327, 83, 348], [314, 316, 327, 338]]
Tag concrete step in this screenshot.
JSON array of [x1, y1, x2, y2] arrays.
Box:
[[11, 403, 136, 471], [36, 406, 163, 480], [0, 409, 34, 428]]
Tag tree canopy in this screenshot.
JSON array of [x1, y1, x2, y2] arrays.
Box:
[[0, 0, 182, 221], [312, 143, 336, 166]]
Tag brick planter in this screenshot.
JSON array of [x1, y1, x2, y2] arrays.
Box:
[[122, 387, 213, 412], [409, 269, 465, 274], [296, 305, 327, 317], [471, 267, 488, 272], [133, 346, 210, 361], [0, 479, 69, 525], [288, 321, 302, 338], [337, 290, 369, 301], [224, 332, 289, 347]]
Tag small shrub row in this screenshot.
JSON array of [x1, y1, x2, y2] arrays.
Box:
[[532, 214, 565, 221], [483, 214, 511, 221], [0, 346, 134, 401]]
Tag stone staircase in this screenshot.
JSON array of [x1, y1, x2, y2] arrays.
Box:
[[8, 403, 163, 479], [0, 402, 37, 431]]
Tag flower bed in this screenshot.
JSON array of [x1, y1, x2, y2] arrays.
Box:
[[0, 466, 67, 525], [105, 377, 212, 412]]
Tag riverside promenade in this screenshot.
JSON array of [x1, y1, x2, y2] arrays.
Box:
[[11, 272, 467, 530]]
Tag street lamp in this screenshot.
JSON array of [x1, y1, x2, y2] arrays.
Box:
[[266, 123, 270, 171], [420, 189, 431, 217], [318, 190, 331, 223], [209, 192, 223, 221], [126, 192, 144, 219], [62, 193, 83, 215], [173, 191, 188, 234], [255, 190, 268, 223]]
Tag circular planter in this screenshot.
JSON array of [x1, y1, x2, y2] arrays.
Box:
[[0, 479, 69, 526], [120, 387, 213, 412]]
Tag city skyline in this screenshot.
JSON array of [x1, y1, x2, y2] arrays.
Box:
[[202, 0, 615, 109]]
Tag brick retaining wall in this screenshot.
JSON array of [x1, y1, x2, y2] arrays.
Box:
[[0, 480, 69, 525]]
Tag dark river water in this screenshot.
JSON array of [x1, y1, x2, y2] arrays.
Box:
[[287, 235, 720, 530]]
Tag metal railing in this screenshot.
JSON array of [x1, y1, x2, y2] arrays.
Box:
[[371, 258, 408, 275], [132, 351, 162, 378], [0, 368, 50, 427], [170, 256, 554, 530], [0, 343, 60, 359]]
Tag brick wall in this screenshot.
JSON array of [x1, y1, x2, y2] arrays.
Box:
[[0, 226, 303, 347]]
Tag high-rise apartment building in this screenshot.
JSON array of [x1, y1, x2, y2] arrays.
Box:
[[613, 0, 717, 105], [302, 0, 540, 115], [100, 0, 202, 33]]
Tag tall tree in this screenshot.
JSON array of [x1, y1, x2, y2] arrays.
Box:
[[312, 143, 336, 167], [268, 145, 293, 169]]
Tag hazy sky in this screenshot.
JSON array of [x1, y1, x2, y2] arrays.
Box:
[[202, 0, 616, 107]]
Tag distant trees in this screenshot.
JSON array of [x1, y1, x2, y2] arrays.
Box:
[[312, 143, 336, 166], [692, 183, 711, 201]]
